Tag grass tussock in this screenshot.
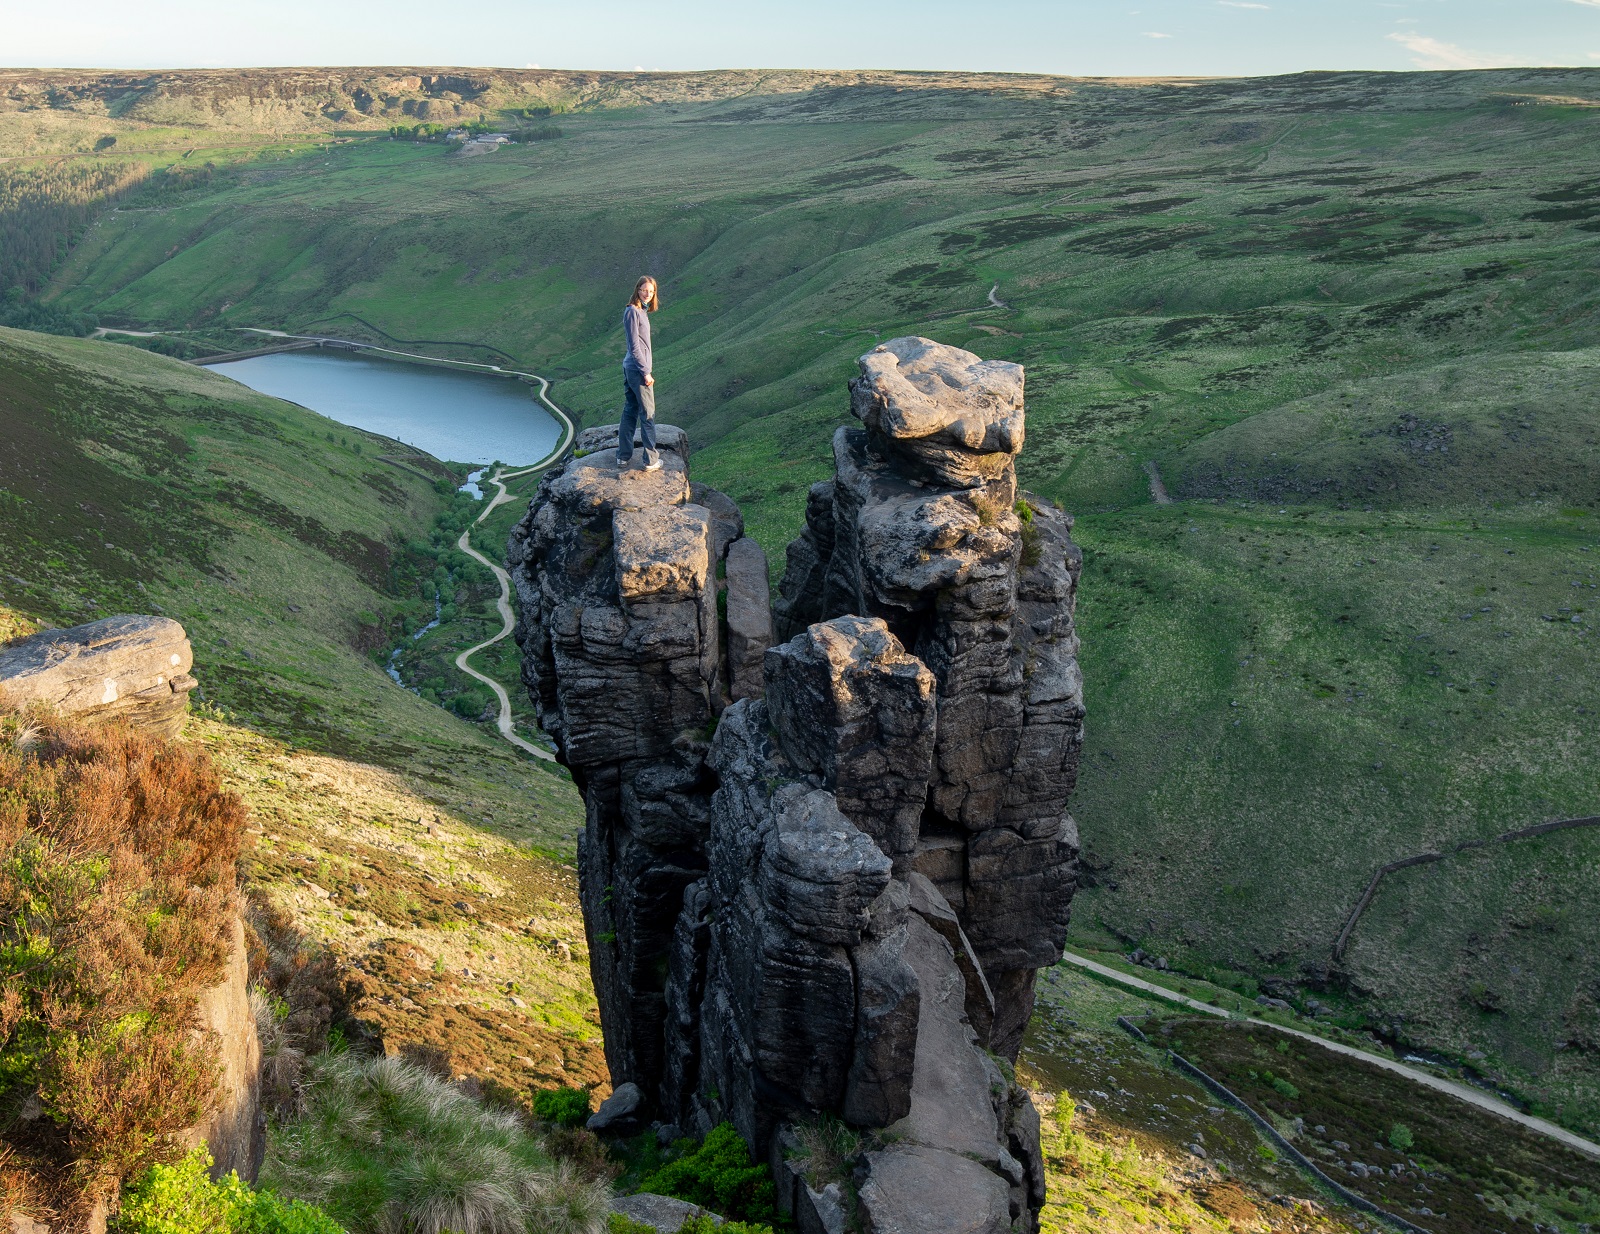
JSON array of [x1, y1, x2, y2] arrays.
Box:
[[263, 1053, 611, 1234], [0, 712, 246, 1213]]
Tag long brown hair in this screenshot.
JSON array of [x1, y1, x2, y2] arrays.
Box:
[[629, 275, 659, 313]]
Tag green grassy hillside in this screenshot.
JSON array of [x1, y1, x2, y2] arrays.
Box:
[[15, 66, 1600, 1128], [0, 326, 581, 844], [0, 324, 602, 1098]]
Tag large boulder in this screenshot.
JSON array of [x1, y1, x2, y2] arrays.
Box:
[[858, 1144, 1012, 1234], [0, 615, 198, 738], [764, 616, 935, 872], [850, 337, 1024, 489]]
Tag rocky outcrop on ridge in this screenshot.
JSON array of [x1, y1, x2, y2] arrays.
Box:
[[508, 337, 1083, 1234], [0, 615, 199, 738], [774, 336, 1085, 1060]]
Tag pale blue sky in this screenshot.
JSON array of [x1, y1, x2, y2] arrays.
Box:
[[6, 0, 1599, 76]]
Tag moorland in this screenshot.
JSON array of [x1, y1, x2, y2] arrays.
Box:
[[2, 60, 1599, 1229]]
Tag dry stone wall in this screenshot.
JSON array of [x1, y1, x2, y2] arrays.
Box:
[[509, 338, 1083, 1234]]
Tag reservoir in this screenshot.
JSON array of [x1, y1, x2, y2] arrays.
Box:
[[206, 348, 561, 466]]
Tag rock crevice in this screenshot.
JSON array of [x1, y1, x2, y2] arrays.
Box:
[[510, 338, 1083, 1233]]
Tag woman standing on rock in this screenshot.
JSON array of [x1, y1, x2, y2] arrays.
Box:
[[618, 275, 661, 472]]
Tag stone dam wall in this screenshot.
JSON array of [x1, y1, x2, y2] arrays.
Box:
[[509, 337, 1085, 1234]]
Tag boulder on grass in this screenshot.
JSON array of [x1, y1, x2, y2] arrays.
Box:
[[0, 615, 198, 738]]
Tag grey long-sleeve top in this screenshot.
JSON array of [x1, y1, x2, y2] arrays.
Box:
[[622, 304, 652, 377]]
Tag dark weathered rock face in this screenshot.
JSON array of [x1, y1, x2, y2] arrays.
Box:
[[509, 337, 1082, 1234], [775, 337, 1084, 1061], [0, 615, 199, 738]]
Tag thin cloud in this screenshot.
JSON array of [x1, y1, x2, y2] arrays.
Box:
[[1219, 2, 1269, 8], [1143, 31, 1174, 39], [1569, 0, 1600, 7], [1387, 31, 1517, 69]]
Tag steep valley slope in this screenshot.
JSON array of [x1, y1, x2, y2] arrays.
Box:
[[0, 326, 603, 1092], [7, 64, 1600, 1133]]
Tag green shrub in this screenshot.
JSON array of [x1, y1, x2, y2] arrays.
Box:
[[263, 1053, 611, 1234], [675, 1217, 775, 1234], [115, 1148, 232, 1234], [1014, 500, 1042, 567], [636, 1124, 777, 1226], [1388, 1123, 1415, 1151], [115, 1148, 344, 1234], [448, 688, 491, 718], [534, 1086, 594, 1128], [1270, 1077, 1300, 1100], [0, 288, 99, 336], [607, 1217, 655, 1234]]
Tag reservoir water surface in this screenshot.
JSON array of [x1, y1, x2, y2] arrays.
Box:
[[207, 349, 561, 466]]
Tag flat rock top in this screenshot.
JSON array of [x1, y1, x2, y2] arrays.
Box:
[[855, 336, 1024, 455], [0, 615, 187, 674], [576, 421, 690, 460], [613, 503, 711, 601], [611, 1193, 722, 1231], [796, 614, 923, 678], [548, 448, 691, 514]]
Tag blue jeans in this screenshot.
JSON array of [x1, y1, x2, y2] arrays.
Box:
[[618, 368, 657, 465]]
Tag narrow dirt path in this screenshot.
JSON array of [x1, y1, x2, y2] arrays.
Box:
[[1059, 949, 1600, 1161], [453, 463, 562, 761], [446, 374, 573, 761], [1143, 460, 1172, 504]]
